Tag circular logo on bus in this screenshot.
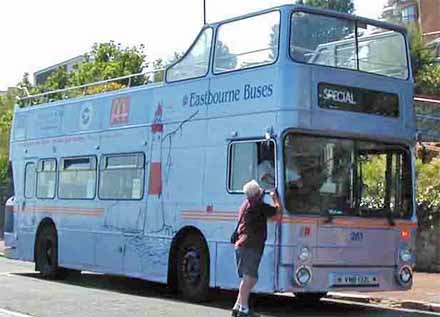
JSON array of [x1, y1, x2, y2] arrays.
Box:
[[80, 103, 93, 129]]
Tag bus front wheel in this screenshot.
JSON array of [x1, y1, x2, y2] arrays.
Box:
[[176, 232, 210, 302], [35, 224, 68, 279]]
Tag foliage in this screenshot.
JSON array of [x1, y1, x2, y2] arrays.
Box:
[[0, 155, 12, 201], [408, 24, 435, 78], [0, 90, 16, 156], [416, 158, 440, 229], [416, 65, 440, 96], [70, 41, 147, 87], [297, 0, 354, 13], [16, 41, 148, 105], [269, 24, 280, 61], [215, 41, 237, 71]]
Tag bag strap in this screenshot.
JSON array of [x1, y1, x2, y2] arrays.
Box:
[[234, 209, 245, 233]]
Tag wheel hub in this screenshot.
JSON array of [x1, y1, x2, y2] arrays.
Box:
[[183, 249, 201, 284]]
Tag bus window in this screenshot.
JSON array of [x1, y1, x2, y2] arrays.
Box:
[[290, 11, 409, 79], [99, 153, 145, 200], [24, 162, 36, 199], [36, 159, 57, 199], [291, 12, 355, 68], [59, 157, 97, 199], [214, 11, 280, 74], [357, 24, 408, 79], [284, 134, 413, 219], [228, 140, 276, 192], [166, 28, 213, 82]]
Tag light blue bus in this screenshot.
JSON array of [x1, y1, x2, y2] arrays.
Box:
[[5, 4, 417, 302]]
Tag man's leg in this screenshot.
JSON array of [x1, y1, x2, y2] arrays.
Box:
[[238, 274, 257, 309]]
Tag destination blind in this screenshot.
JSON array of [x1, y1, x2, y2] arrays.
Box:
[[318, 83, 399, 117]]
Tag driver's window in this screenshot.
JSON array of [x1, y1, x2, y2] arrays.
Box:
[[228, 140, 276, 192], [166, 28, 213, 82]]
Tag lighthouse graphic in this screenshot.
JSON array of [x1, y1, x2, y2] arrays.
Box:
[[146, 102, 166, 233]]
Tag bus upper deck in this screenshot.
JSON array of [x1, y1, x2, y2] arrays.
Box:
[[16, 5, 415, 143]]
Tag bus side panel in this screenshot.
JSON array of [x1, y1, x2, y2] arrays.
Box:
[[17, 229, 35, 262], [123, 235, 171, 283], [59, 230, 95, 267]]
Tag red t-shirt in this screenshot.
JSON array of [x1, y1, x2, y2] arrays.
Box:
[[235, 198, 277, 253]]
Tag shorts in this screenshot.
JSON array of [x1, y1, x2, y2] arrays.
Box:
[[235, 247, 263, 279]]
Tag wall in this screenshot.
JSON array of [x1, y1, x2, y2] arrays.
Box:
[[420, 0, 440, 42]]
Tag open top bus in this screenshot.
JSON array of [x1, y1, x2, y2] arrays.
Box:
[[4, 4, 416, 302]]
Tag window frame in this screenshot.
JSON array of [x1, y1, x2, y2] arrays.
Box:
[[401, 5, 417, 23], [289, 8, 410, 81], [24, 162, 36, 199], [165, 27, 214, 84], [36, 158, 57, 200], [282, 131, 414, 219], [213, 9, 281, 76], [226, 138, 278, 194], [98, 152, 146, 201], [58, 155, 98, 200]]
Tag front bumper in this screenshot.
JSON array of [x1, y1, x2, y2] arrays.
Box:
[[278, 265, 412, 293]]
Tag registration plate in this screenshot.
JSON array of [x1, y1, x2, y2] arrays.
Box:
[[331, 273, 379, 287]]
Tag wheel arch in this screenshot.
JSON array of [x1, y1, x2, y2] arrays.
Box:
[[167, 226, 210, 288], [34, 217, 57, 266]]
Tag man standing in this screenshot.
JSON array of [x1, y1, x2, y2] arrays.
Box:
[[232, 180, 282, 317]]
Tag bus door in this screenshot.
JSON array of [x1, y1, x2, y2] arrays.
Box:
[[226, 138, 279, 292]]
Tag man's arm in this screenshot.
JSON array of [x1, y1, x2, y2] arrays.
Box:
[[270, 190, 283, 218]]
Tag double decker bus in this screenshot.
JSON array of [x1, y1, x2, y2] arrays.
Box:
[[4, 4, 416, 302]]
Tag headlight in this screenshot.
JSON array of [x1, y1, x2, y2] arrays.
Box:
[[397, 265, 413, 285], [400, 248, 412, 262], [298, 247, 311, 262], [295, 266, 312, 286]]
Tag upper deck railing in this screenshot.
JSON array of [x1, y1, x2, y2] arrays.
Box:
[[17, 68, 166, 107]]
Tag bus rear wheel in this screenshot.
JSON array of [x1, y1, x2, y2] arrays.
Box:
[[35, 224, 68, 279], [176, 232, 209, 302], [294, 292, 327, 303]]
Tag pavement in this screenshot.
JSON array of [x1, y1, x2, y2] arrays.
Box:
[[328, 273, 440, 313], [0, 240, 439, 316]]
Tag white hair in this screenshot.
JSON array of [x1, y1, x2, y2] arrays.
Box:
[[243, 180, 262, 198]]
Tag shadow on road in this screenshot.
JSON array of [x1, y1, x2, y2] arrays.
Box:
[[11, 272, 380, 317]]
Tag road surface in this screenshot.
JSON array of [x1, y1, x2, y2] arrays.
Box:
[[0, 256, 436, 317]]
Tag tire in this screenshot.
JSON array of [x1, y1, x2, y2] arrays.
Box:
[[294, 292, 327, 303], [176, 232, 210, 302], [35, 224, 68, 279]]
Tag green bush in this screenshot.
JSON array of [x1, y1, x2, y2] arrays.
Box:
[[416, 65, 440, 97]]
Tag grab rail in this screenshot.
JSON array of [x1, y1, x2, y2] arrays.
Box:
[[17, 68, 166, 107]]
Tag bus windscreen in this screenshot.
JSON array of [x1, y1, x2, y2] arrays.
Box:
[[290, 11, 409, 80], [284, 134, 413, 219]]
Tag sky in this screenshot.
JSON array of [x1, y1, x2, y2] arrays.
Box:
[[0, 0, 387, 91]]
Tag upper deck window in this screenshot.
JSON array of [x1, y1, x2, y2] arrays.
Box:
[[166, 28, 213, 82], [290, 12, 409, 80], [214, 11, 280, 74]]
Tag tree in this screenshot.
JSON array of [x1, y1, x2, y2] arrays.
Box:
[[214, 41, 237, 71], [416, 65, 440, 97], [70, 41, 147, 89], [0, 89, 16, 155], [408, 24, 435, 77], [300, 0, 354, 13]]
